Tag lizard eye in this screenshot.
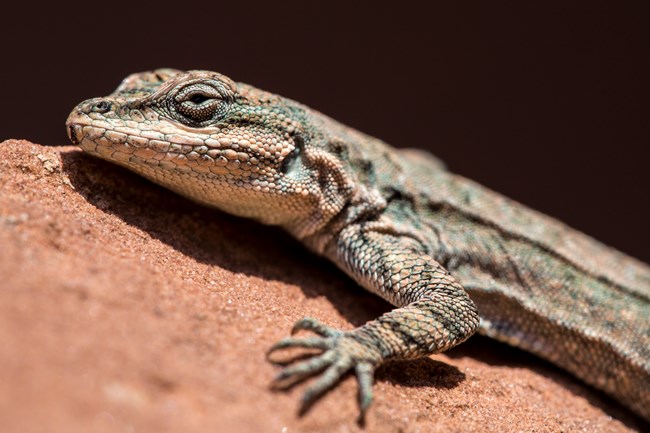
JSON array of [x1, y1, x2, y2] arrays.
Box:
[[189, 94, 209, 104], [171, 82, 231, 124]]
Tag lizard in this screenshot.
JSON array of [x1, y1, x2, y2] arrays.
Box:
[[65, 68, 650, 422]]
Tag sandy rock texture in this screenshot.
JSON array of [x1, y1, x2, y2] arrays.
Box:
[[0, 139, 646, 433]]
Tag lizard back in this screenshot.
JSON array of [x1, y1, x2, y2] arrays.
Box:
[[390, 146, 650, 419], [309, 109, 650, 418]]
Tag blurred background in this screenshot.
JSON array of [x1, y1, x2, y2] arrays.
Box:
[[2, 2, 648, 261]]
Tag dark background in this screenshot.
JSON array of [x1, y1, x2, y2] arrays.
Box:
[[2, 2, 648, 262]]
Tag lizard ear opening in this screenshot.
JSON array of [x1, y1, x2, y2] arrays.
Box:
[[280, 136, 305, 178], [309, 148, 354, 221]]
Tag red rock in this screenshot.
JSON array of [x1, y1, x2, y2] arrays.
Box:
[[0, 140, 643, 432]]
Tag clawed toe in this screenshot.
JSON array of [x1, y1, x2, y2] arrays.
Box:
[[291, 317, 340, 337], [271, 351, 337, 389], [267, 336, 332, 355], [298, 357, 354, 415], [355, 362, 375, 421], [268, 319, 381, 419]]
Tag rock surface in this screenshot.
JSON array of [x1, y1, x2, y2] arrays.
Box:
[[0, 139, 645, 432]]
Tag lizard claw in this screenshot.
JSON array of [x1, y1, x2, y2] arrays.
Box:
[[267, 317, 380, 420], [290, 317, 340, 337]]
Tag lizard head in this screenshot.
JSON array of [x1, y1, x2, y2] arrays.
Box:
[[66, 69, 355, 236]]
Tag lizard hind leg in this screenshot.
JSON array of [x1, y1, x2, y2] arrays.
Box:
[[267, 317, 379, 420]]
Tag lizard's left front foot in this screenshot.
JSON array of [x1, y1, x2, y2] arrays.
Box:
[[267, 317, 382, 419]]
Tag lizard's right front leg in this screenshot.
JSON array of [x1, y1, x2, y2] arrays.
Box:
[[267, 221, 480, 419]]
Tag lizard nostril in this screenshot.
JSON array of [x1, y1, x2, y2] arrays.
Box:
[[92, 100, 112, 113]]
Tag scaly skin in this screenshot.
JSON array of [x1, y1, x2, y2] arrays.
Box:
[[66, 69, 650, 421]]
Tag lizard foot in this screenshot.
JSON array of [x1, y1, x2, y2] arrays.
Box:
[[267, 317, 381, 420]]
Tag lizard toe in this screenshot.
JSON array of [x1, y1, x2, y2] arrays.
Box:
[[298, 356, 355, 415], [272, 351, 338, 389], [267, 336, 333, 358], [269, 324, 383, 417], [356, 362, 375, 421], [291, 317, 341, 337]]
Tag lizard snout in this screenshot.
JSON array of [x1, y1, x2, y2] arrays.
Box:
[[67, 124, 81, 145]]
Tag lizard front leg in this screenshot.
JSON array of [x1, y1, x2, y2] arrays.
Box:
[[267, 221, 480, 418]]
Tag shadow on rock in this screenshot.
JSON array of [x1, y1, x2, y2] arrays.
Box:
[[377, 357, 464, 389], [60, 149, 391, 328], [447, 334, 646, 429]]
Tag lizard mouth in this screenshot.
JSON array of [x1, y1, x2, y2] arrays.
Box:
[[68, 124, 81, 145]]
